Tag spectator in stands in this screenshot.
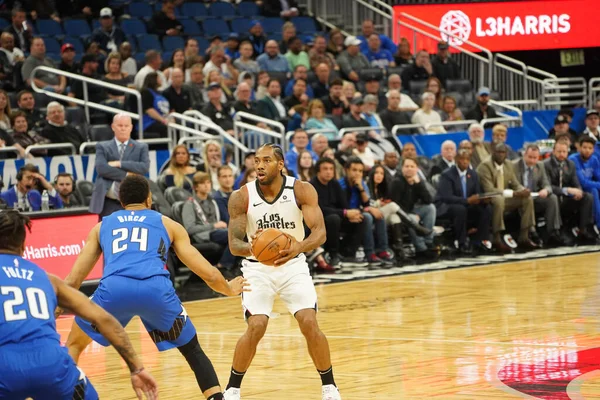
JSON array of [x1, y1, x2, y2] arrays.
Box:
[[364, 33, 395, 69], [305, 99, 338, 136], [321, 78, 349, 117], [477, 142, 537, 252], [335, 131, 357, 169], [336, 36, 369, 84], [150, 0, 182, 38], [391, 157, 437, 259], [140, 72, 170, 139], [91, 8, 125, 54], [319, 147, 343, 178], [386, 75, 418, 111], [0, 32, 25, 66], [182, 172, 235, 269], [184, 38, 200, 68], [309, 35, 337, 71], [580, 109, 600, 142], [256, 79, 287, 123], [311, 134, 329, 157], [465, 87, 498, 124], [225, 33, 240, 61], [435, 149, 491, 254], [425, 77, 444, 110], [283, 65, 312, 98], [5, 9, 31, 51], [512, 144, 563, 246], [233, 41, 260, 75], [285, 129, 317, 176], [232, 82, 256, 117], [310, 157, 367, 268], [343, 80, 358, 102], [69, 55, 108, 105], [285, 36, 310, 71], [296, 149, 315, 182], [364, 77, 387, 111], [401, 50, 432, 91], [459, 140, 473, 158], [430, 140, 456, 178], [239, 168, 257, 187], [491, 124, 518, 160], [103, 52, 132, 106], [11, 111, 49, 157], [183, 63, 204, 110], [0, 90, 10, 130], [544, 140, 596, 241], [203, 46, 239, 88], [162, 68, 191, 113], [279, 22, 297, 54], [394, 37, 413, 66], [0, 164, 62, 211], [16, 90, 44, 131], [342, 97, 370, 130], [40, 102, 87, 155], [432, 42, 460, 88], [362, 94, 384, 130], [359, 20, 397, 55], [161, 145, 196, 191], [21, 37, 66, 93], [203, 69, 234, 104], [440, 95, 464, 130], [257, 40, 290, 73], [196, 139, 224, 190], [570, 136, 600, 228], [548, 114, 576, 145], [134, 50, 168, 91], [255, 71, 269, 101], [379, 89, 411, 134], [207, 36, 223, 57], [468, 123, 488, 168], [411, 92, 446, 134], [58, 43, 79, 86], [352, 133, 376, 171], [234, 152, 256, 189], [89, 114, 149, 217], [163, 49, 188, 85], [201, 83, 235, 134], [311, 63, 331, 99], [247, 21, 267, 58], [261, 0, 299, 17], [283, 78, 308, 109], [53, 172, 83, 208], [325, 29, 344, 58], [382, 151, 400, 177], [119, 42, 137, 77], [212, 165, 234, 222]]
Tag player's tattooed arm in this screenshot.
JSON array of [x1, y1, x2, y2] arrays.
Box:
[[228, 188, 253, 257]]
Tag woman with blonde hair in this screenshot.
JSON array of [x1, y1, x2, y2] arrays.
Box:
[[305, 99, 338, 138], [425, 76, 444, 110], [203, 69, 234, 104], [162, 145, 197, 191], [0, 90, 11, 130], [103, 52, 133, 105], [198, 140, 223, 190], [342, 81, 358, 103], [280, 21, 297, 53]]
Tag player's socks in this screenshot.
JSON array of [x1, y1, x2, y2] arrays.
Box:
[[177, 336, 220, 392], [207, 394, 224, 400], [318, 366, 336, 386], [226, 368, 246, 389]]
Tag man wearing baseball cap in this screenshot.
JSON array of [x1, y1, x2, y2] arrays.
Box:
[[581, 109, 600, 142], [58, 43, 78, 76], [432, 41, 460, 88], [465, 86, 498, 125], [91, 7, 126, 53], [68, 55, 107, 104]]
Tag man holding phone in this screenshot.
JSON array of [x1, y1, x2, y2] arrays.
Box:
[[0, 164, 63, 211], [4, 9, 31, 51]]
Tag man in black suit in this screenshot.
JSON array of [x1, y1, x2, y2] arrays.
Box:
[[4, 9, 31, 51], [465, 87, 498, 126], [435, 149, 491, 254], [429, 140, 456, 178], [543, 140, 596, 241]]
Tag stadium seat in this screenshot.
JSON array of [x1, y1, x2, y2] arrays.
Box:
[[387, 65, 408, 77], [209, 2, 237, 18], [180, 19, 202, 36], [63, 36, 85, 54], [36, 19, 64, 36], [0, 18, 9, 30], [267, 71, 289, 88], [66, 107, 85, 125], [181, 2, 209, 18], [148, 179, 173, 218], [63, 19, 91, 36], [291, 17, 318, 35], [193, 37, 210, 55], [359, 68, 384, 82], [137, 34, 162, 52], [202, 19, 230, 36], [89, 124, 114, 141], [164, 187, 191, 205], [409, 80, 427, 95], [91, 19, 101, 30], [446, 91, 465, 108], [162, 50, 173, 63], [231, 18, 252, 34], [128, 2, 154, 18], [237, 2, 260, 18], [162, 36, 185, 51], [446, 79, 472, 94], [261, 17, 284, 33], [121, 19, 147, 36], [170, 201, 185, 223], [134, 52, 146, 67], [34, 92, 51, 108], [42, 37, 61, 55], [156, 174, 169, 193], [76, 181, 94, 205], [125, 35, 138, 52]]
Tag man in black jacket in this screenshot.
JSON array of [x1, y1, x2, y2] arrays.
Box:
[[401, 50, 433, 91], [391, 157, 437, 257], [4, 9, 31, 51], [90, 7, 126, 53], [435, 149, 491, 254], [149, 0, 182, 38], [310, 157, 367, 268], [465, 87, 498, 125], [40, 102, 87, 156]]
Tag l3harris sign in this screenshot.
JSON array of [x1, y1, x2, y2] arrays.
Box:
[[393, 0, 600, 52]]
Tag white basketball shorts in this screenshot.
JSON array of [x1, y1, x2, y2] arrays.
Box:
[[240, 253, 318, 319]]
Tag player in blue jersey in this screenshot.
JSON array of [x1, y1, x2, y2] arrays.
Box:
[[60, 174, 249, 400], [0, 210, 158, 400]]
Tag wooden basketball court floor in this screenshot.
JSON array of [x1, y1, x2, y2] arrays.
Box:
[[55, 252, 600, 399]]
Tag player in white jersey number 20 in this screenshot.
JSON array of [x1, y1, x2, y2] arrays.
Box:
[[223, 143, 342, 400]]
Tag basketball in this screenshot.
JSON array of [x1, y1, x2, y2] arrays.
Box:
[[252, 228, 291, 266]]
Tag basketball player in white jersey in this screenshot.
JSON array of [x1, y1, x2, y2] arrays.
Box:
[[223, 144, 342, 400]]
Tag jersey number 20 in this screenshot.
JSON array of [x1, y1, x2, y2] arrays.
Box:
[[1, 286, 50, 322], [112, 227, 149, 254]]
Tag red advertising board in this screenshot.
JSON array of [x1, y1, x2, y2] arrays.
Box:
[[23, 214, 103, 281], [393, 0, 600, 53]]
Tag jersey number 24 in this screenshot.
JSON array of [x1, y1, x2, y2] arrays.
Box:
[[112, 227, 149, 254]]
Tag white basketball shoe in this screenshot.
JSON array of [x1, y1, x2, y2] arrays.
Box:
[[322, 384, 342, 400], [223, 387, 241, 400]]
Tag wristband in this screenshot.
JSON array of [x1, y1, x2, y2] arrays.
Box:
[[131, 367, 145, 376]]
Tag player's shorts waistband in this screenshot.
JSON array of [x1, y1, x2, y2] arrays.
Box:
[[246, 253, 304, 264]]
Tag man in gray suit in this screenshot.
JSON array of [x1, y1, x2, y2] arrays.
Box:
[[512, 144, 563, 246], [89, 114, 150, 218]]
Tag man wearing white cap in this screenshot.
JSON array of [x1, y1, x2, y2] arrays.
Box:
[[91, 8, 126, 54], [336, 36, 369, 82]]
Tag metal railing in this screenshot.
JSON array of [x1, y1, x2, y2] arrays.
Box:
[[285, 128, 339, 142], [338, 125, 385, 138], [541, 77, 588, 110], [589, 78, 600, 109], [24, 143, 76, 157], [391, 123, 424, 136], [424, 119, 479, 132], [0, 146, 21, 158], [233, 111, 288, 151], [29, 66, 144, 139], [79, 138, 174, 155], [480, 116, 521, 128]]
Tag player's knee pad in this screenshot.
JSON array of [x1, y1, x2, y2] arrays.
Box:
[[177, 336, 220, 392]]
